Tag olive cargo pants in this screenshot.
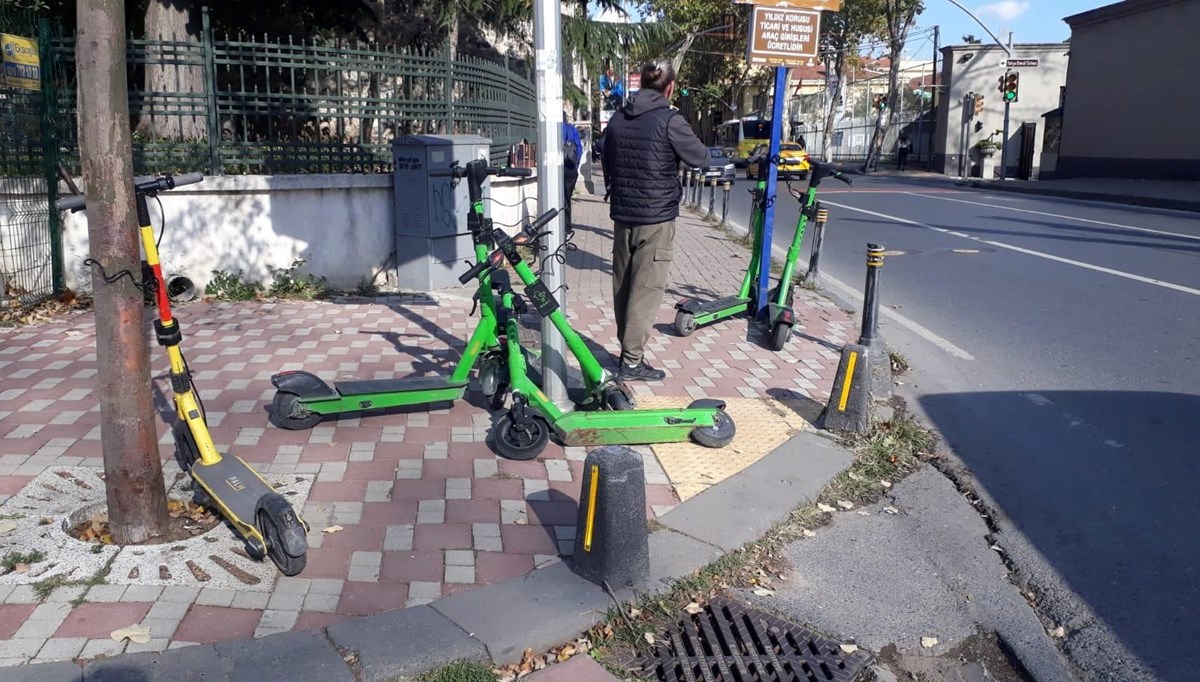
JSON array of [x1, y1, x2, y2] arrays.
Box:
[[612, 219, 675, 367]]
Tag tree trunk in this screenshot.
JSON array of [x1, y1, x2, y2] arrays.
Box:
[[78, 0, 170, 545], [862, 52, 899, 172], [137, 0, 207, 140], [822, 54, 847, 163]]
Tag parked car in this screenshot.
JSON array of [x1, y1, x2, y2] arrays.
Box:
[[693, 147, 737, 183], [745, 142, 810, 180]]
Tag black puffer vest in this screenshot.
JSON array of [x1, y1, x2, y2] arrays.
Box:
[[606, 93, 681, 225]]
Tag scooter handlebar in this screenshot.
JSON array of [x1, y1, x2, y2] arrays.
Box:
[[522, 208, 559, 236], [55, 172, 205, 211], [458, 251, 504, 285]]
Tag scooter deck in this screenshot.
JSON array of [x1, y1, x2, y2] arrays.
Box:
[[678, 295, 750, 316], [189, 455, 275, 531], [336, 376, 467, 395], [553, 408, 719, 447]]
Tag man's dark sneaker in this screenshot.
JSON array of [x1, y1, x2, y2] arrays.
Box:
[[618, 361, 666, 382]]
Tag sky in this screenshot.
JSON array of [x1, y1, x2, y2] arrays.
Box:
[[594, 0, 1111, 53]]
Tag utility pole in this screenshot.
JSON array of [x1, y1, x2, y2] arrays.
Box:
[[76, 0, 169, 544], [928, 25, 939, 167], [755, 66, 788, 320], [533, 0, 567, 405], [999, 32, 1012, 181]]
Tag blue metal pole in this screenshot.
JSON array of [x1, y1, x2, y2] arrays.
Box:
[[756, 66, 788, 319]]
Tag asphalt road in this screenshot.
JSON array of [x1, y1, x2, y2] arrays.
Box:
[[722, 172, 1200, 681]]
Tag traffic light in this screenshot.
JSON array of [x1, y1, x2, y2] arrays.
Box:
[[680, 84, 691, 96], [973, 94, 984, 116], [1002, 71, 1019, 103]]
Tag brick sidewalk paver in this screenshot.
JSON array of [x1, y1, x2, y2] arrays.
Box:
[[0, 189, 853, 667]]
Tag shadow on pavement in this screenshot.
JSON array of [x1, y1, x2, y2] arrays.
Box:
[[918, 389, 1200, 681]]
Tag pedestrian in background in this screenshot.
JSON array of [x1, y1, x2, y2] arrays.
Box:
[[562, 113, 582, 227], [897, 133, 912, 170], [601, 59, 710, 382]]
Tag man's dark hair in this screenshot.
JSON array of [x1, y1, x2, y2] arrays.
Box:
[[640, 59, 676, 93]]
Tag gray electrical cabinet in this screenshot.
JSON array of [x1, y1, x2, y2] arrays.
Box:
[[392, 135, 492, 290]]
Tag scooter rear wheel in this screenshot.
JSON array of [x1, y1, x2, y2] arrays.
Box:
[[690, 410, 736, 449], [257, 493, 308, 576], [270, 392, 323, 431], [770, 321, 791, 352], [674, 310, 697, 337], [493, 413, 550, 461], [605, 385, 635, 411]]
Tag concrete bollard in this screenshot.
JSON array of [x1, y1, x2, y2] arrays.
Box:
[[570, 446, 649, 588], [821, 343, 873, 433]]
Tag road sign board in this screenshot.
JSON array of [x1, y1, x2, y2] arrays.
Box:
[[1002, 58, 1039, 68], [735, 0, 841, 11], [747, 6, 821, 67]]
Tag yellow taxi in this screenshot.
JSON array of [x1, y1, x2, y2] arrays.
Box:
[[745, 142, 811, 180]]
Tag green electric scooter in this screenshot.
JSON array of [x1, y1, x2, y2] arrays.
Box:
[[269, 160, 528, 429], [458, 209, 737, 460], [674, 159, 851, 351]]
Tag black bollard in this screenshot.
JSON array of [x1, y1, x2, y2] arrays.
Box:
[[720, 181, 732, 227], [806, 206, 828, 285], [571, 446, 650, 588], [706, 179, 717, 220], [857, 244, 892, 398]]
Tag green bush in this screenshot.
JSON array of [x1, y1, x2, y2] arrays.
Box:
[[266, 259, 331, 300], [205, 269, 262, 301]]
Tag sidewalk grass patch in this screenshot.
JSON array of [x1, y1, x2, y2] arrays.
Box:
[[413, 659, 496, 682]]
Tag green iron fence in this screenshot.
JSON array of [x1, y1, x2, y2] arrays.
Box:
[[53, 7, 539, 175], [0, 6, 67, 306]]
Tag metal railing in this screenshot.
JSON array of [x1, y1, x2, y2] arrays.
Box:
[[51, 7, 538, 175]]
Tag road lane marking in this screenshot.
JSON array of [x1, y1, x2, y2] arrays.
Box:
[[725, 214, 977, 361], [823, 200, 1200, 298], [905, 192, 1200, 242]]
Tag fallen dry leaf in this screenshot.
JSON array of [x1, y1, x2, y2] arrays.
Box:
[[847, 472, 864, 482], [882, 506, 899, 515], [921, 636, 938, 649], [628, 607, 641, 618], [817, 503, 837, 513], [111, 624, 152, 644], [0, 521, 17, 536], [802, 529, 817, 538], [837, 500, 854, 510], [323, 525, 344, 534], [990, 544, 1004, 554], [13, 563, 30, 574], [856, 511, 871, 516], [643, 632, 656, 646], [839, 644, 859, 654], [880, 480, 893, 488], [1048, 625, 1065, 638], [752, 587, 776, 597], [684, 602, 703, 615]]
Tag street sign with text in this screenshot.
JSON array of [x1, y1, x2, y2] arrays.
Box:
[[747, 6, 821, 67], [1, 33, 41, 91], [1002, 58, 1039, 68], [735, 0, 841, 11]]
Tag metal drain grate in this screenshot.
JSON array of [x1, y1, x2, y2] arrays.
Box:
[[642, 598, 872, 682]]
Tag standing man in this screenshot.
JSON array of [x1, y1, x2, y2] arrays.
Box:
[[602, 59, 709, 381], [562, 112, 582, 227]]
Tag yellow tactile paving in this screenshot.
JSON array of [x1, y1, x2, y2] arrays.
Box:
[[638, 396, 815, 501]]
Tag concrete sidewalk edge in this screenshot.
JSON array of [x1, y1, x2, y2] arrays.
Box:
[[967, 180, 1200, 213]]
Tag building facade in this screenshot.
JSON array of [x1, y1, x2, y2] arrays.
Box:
[[1055, 0, 1200, 180], [933, 43, 1069, 178]]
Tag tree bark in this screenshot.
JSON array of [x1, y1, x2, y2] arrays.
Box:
[[862, 1, 916, 173], [78, 0, 170, 545], [137, 0, 207, 140]]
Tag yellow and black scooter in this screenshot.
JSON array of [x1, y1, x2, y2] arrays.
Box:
[[58, 173, 309, 576]]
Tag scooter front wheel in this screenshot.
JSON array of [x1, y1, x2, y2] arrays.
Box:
[[770, 321, 791, 352], [257, 493, 308, 576], [690, 410, 736, 449], [674, 310, 697, 337], [493, 413, 550, 461], [269, 392, 323, 431], [172, 422, 199, 473]]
